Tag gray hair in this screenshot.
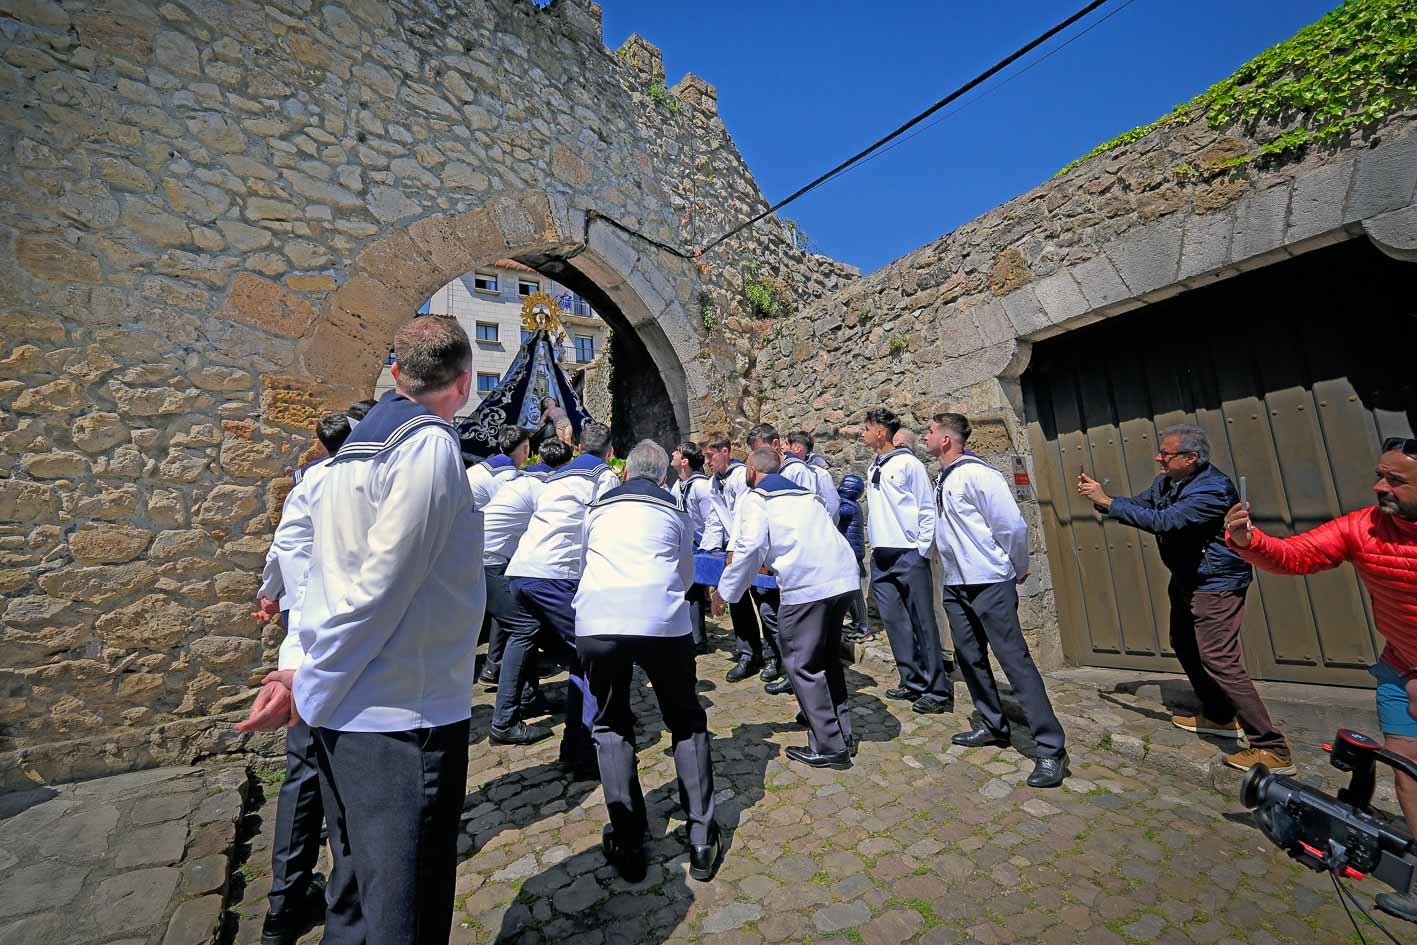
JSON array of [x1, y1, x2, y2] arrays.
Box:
[[1159, 424, 1210, 465], [625, 439, 669, 484]]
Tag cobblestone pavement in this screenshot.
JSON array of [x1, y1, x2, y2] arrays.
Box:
[[0, 765, 246, 945], [224, 631, 1374, 945]]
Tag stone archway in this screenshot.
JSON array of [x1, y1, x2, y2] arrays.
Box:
[[287, 189, 701, 440]]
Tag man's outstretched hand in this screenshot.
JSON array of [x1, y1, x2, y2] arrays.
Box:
[[251, 596, 280, 624], [1224, 502, 1254, 548], [236, 669, 300, 732]]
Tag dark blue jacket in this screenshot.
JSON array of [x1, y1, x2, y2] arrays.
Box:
[[1106, 463, 1252, 593], [836, 473, 866, 561]]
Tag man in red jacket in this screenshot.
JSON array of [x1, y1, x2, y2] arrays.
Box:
[[1224, 436, 1417, 919]]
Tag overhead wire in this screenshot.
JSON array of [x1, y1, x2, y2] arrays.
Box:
[[587, 0, 1125, 260]]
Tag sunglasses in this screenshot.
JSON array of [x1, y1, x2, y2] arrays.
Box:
[[1383, 437, 1417, 456]]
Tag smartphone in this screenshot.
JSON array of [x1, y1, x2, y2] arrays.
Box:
[[1239, 476, 1248, 509]]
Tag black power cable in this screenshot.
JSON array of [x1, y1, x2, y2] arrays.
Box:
[[690, 0, 1115, 256], [1331, 867, 1411, 945], [587, 0, 1120, 261]]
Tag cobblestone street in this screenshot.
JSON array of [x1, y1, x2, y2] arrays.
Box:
[[222, 633, 1368, 945]]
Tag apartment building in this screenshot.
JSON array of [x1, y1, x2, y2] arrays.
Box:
[[374, 259, 608, 404]]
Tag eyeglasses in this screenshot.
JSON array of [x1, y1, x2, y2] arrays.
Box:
[[1156, 450, 1196, 460], [1384, 436, 1417, 456]]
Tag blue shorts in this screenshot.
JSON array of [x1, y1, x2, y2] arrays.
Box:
[[1370, 662, 1417, 738]]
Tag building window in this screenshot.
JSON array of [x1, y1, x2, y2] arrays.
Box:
[[518, 278, 540, 296], [520, 329, 534, 345], [575, 335, 594, 363], [473, 272, 498, 293], [475, 322, 498, 343], [476, 373, 499, 394]]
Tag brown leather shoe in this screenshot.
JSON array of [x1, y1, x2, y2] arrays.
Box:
[[1172, 714, 1244, 739], [1223, 747, 1296, 775]]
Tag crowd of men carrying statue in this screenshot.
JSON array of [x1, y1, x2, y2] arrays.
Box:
[[238, 314, 1417, 944]]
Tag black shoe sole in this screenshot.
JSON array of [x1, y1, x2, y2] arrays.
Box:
[[489, 728, 552, 746], [884, 690, 918, 701]]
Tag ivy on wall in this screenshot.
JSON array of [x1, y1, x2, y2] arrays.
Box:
[[1056, 0, 1417, 177]]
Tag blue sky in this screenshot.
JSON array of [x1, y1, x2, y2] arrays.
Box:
[[599, 0, 1342, 274]]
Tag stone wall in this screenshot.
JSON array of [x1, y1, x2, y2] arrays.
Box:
[[0, 0, 853, 787], [759, 107, 1417, 665]]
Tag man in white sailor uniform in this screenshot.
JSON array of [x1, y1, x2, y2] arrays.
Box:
[[575, 440, 721, 884], [861, 406, 955, 715], [671, 440, 715, 654], [701, 432, 769, 682], [269, 316, 484, 945], [926, 413, 1068, 788], [484, 438, 575, 746], [245, 409, 354, 945], [468, 424, 532, 509], [742, 423, 813, 688], [507, 420, 622, 777], [715, 448, 861, 769], [786, 430, 840, 519], [467, 424, 533, 687]]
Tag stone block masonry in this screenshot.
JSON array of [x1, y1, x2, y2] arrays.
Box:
[[0, 0, 851, 780]]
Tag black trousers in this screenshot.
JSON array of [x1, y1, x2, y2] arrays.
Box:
[[579, 634, 716, 847], [686, 584, 708, 648], [313, 720, 469, 945], [870, 547, 952, 700], [728, 594, 763, 660], [267, 721, 325, 918], [752, 586, 782, 664], [779, 593, 854, 754], [485, 562, 557, 729], [942, 581, 1066, 758], [845, 559, 868, 630]]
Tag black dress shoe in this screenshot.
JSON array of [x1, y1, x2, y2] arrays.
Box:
[[602, 825, 647, 883], [764, 677, 793, 695], [478, 661, 500, 686], [1027, 753, 1069, 788], [726, 656, 761, 683], [490, 721, 553, 746], [758, 657, 781, 682], [689, 827, 723, 882], [785, 745, 852, 770], [911, 695, 953, 715], [260, 881, 325, 945], [951, 725, 1010, 748], [694, 640, 710, 656], [884, 686, 918, 701]]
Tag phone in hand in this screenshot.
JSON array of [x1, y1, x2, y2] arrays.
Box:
[[1239, 475, 1248, 510]]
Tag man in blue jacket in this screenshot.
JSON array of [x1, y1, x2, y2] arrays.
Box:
[[836, 474, 870, 641], [1078, 424, 1292, 772]]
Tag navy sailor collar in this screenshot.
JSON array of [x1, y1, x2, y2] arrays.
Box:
[[546, 452, 612, 482], [752, 473, 813, 497], [595, 475, 680, 511], [482, 454, 515, 470], [330, 391, 452, 466]]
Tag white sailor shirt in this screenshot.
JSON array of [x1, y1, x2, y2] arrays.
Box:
[[481, 471, 543, 566], [699, 461, 748, 551], [506, 453, 622, 581], [865, 447, 936, 556], [574, 477, 694, 638], [258, 457, 335, 671], [467, 455, 521, 509], [934, 456, 1030, 586], [676, 472, 714, 546], [719, 474, 859, 606], [295, 423, 484, 733]]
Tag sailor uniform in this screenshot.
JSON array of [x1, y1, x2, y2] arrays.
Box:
[[720, 475, 859, 754], [935, 457, 1065, 757], [506, 453, 622, 764], [295, 391, 483, 945], [481, 471, 563, 730], [256, 457, 333, 924], [576, 477, 716, 848], [677, 472, 715, 648], [701, 461, 769, 662], [813, 464, 841, 520], [866, 447, 952, 702], [467, 453, 521, 509]]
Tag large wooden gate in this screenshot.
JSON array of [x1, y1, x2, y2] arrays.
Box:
[[1023, 239, 1416, 687]]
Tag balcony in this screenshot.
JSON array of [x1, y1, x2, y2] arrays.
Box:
[[560, 297, 594, 318]]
